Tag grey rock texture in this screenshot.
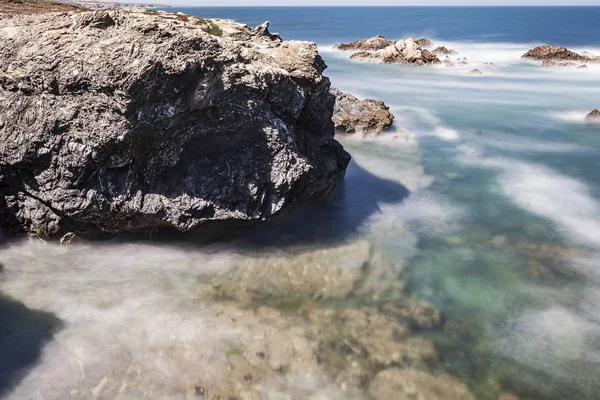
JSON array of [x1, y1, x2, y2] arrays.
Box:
[[331, 89, 394, 137], [349, 37, 441, 65], [522, 45, 600, 67], [0, 10, 350, 236], [333, 35, 393, 51], [432, 45, 458, 56]]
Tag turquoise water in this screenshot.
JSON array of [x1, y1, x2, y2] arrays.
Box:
[[2, 7, 600, 400], [172, 6, 600, 399]]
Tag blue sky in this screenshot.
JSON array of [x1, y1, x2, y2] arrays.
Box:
[[157, 0, 600, 5]]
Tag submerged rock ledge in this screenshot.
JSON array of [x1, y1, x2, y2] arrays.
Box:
[[0, 10, 350, 236]]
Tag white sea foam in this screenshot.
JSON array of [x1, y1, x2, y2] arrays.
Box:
[[551, 110, 598, 125], [456, 146, 600, 249], [481, 133, 587, 153], [496, 306, 600, 370]]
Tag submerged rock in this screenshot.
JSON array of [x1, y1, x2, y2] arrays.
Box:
[[381, 299, 443, 330], [310, 307, 437, 370], [586, 108, 600, 122], [197, 240, 444, 397], [541, 59, 579, 67], [489, 236, 580, 280], [333, 35, 394, 51], [207, 240, 374, 303], [331, 89, 395, 137], [0, 10, 350, 237], [369, 369, 475, 400], [349, 37, 441, 65], [205, 240, 405, 305]]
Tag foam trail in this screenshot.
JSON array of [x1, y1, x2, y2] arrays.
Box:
[[552, 110, 599, 125], [457, 148, 600, 249]]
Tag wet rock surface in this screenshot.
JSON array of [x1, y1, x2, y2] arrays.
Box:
[[489, 236, 581, 281], [0, 10, 350, 237], [193, 239, 463, 400], [331, 89, 395, 137]]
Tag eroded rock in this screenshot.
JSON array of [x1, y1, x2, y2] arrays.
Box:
[[333, 35, 394, 51], [0, 9, 350, 237], [522, 45, 600, 68], [349, 37, 441, 65], [415, 38, 434, 49], [432, 45, 458, 56], [331, 89, 395, 137]]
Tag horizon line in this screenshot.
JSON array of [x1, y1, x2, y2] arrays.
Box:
[[165, 5, 600, 7]]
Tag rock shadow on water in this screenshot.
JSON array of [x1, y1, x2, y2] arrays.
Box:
[[0, 294, 63, 397], [217, 159, 411, 248]]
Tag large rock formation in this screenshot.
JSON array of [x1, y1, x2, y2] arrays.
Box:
[[0, 10, 350, 237], [349, 37, 441, 65], [331, 89, 394, 137]]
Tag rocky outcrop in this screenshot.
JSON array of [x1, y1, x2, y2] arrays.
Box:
[[333, 35, 393, 51], [522, 45, 590, 61], [470, 69, 483, 75], [522, 45, 600, 67], [586, 109, 600, 122], [432, 45, 458, 56], [415, 38, 433, 49], [349, 37, 441, 65], [0, 10, 350, 237], [331, 89, 394, 137], [0, 0, 83, 14]]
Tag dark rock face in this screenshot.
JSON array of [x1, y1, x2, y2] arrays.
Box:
[[331, 89, 394, 137], [586, 109, 600, 122], [522, 45, 593, 62], [333, 35, 393, 51], [0, 10, 350, 236]]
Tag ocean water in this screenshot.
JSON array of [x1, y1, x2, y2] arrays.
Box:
[[2, 6, 600, 400]]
